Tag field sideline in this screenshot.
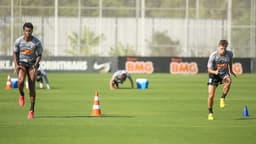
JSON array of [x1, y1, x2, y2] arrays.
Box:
[[0, 73, 256, 144]]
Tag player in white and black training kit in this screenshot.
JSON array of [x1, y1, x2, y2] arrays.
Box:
[[109, 70, 134, 89], [13, 22, 43, 119], [207, 40, 236, 120]]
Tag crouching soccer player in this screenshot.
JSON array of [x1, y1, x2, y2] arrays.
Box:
[[109, 70, 134, 89], [207, 40, 236, 120], [25, 67, 50, 89], [36, 67, 50, 89]]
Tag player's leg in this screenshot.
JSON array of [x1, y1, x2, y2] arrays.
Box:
[[112, 80, 119, 89], [208, 84, 216, 113], [27, 69, 37, 119], [44, 75, 51, 89], [220, 75, 232, 108], [18, 66, 26, 106], [115, 82, 119, 88], [38, 77, 43, 88], [36, 73, 44, 88], [222, 75, 232, 97], [208, 84, 216, 120]]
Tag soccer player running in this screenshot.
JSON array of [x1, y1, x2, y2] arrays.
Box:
[[207, 40, 236, 120], [109, 70, 134, 89], [13, 22, 43, 119]]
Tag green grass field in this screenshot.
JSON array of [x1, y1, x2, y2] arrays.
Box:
[[0, 73, 256, 144]]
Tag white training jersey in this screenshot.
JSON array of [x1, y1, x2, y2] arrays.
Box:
[[112, 70, 131, 83], [14, 36, 43, 64], [207, 50, 233, 75]]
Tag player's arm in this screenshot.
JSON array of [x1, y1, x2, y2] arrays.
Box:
[[31, 55, 41, 73], [109, 77, 115, 89], [43, 73, 49, 84], [13, 52, 19, 72], [207, 53, 219, 75], [207, 58, 218, 75], [13, 52, 24, 72], [208, 68, 219, 75], [13, 41, 23, 72], [33, 41, 43, 70], [34, 55, 41, 69], [228, 58, 237, 77], [128, 76, 134, 89]]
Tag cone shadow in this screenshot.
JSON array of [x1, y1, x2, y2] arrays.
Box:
[[235, 116, 256, 120]]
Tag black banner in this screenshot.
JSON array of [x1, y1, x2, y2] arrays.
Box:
[[118, 56, 251, 74], [0, 56, 252, 73], [118, 57, 169, 73], [0, 56, 117, 73]]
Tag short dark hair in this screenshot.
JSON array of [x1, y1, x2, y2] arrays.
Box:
[[23, 22, 33, 30], [218, 40, 228, 47]]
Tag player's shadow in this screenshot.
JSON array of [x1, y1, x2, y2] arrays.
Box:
[[116, 87, 150, 90], [36, 115, 135, 119]]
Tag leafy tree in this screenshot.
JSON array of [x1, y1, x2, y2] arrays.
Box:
[[148, 31, 181, 56], [0, 0, 254, 57], [109, 42, 136, 56], [67, 26, 105, 56], [0, 18, 22, 55], [101, 0, 136, 17], [146, 0, 187, 18], [198, 0, 227, 19]]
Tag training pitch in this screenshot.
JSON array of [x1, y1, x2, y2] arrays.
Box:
[[0, 73, 256, 144]]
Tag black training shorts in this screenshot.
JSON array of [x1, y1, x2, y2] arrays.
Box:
[[207, 74, 224, 86], [19, 62, 34, 71]]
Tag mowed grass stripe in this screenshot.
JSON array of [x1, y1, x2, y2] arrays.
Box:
[[0, 73, 256, 144]]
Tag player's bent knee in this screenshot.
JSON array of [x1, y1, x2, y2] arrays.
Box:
[[226, 78, 231, 85]]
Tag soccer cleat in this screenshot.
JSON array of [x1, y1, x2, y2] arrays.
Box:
[[27, 110, 34, 119], [208, 113, 214, 120], [220, 98, 225, 108], [19, 96, 25, 107]]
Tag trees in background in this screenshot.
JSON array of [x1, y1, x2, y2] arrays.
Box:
[[67, 26, 105, 56], [0, 0, 254, 56], [148, 31, 181, 56]]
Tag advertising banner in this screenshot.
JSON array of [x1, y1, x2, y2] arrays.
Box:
[[0, 56, 251, 73], [118, 57, 251, 74], [0, 56, 117, 73], [118, 57, 169, 73]]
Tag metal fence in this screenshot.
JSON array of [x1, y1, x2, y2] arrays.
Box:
[[0, 0, 255, 57]]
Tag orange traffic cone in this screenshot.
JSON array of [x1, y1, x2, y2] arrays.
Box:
[[5, 73, 12, 90], [91, 91, 102, 116]]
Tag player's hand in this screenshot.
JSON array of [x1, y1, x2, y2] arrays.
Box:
[[215, 70, 219, 75], [32, 64, 39, 73], [14, 65, 24, 73]]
